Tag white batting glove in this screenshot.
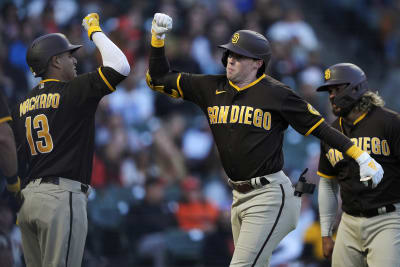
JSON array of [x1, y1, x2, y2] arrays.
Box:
[[152, 13, 172, 40], [356, 152, 384, 188]]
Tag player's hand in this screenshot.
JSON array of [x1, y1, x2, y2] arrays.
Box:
[[355, 152, 384, 188], [322, 236, 334, 259], [82, 13, 102, 40], [3, 175, 24, 213], [152, 13, 173, 40]]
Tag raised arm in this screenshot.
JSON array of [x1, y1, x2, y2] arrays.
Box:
[[146, 13, 184, 99], [82, 13, 130, 76]]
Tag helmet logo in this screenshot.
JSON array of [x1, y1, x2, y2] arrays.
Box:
[[232, 33, 240, 44], [325, 69, 331, 80]]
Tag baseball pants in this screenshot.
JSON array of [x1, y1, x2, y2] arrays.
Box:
[[332, 202, 400, 267], [18, 178, 89, 267], [230, 171, 301, 267]]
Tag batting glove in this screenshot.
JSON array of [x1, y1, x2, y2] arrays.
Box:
[[82, 13, 102, 40], [152, 13, 173, 40], [356, 152, 384, 188]]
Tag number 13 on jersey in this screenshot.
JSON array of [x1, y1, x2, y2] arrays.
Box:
[[25, 114, 54, 155]]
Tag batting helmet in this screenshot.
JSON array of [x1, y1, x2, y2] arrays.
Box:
[[316, 63, 368, 115], [218, 30, 271, 76], [26, 33, 82, 77]]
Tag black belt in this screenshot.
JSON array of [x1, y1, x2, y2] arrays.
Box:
[[36, 176, 89, 194], [347, 204, 396, 218], [228, 177, 270, 194]]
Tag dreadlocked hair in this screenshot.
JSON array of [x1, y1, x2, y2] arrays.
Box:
[[353, 91, 385, 113]]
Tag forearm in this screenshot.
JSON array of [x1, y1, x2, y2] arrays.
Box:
[[0, 123, 17, 177], [147, 39, 182, 98], [318, 177, 339, 237], [312, 121, 365, 159], [92, 32, 130, 76]]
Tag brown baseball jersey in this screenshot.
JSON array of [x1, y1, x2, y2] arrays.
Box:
[[148, 47, 355, 181], [12, 67, 125, 185], [318, 106, 400, 214]]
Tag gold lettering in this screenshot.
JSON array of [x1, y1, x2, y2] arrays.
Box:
[[238, 106, 246, 123], [382, 140, 390, 156], [29, 97, 35, 111], [253, 109, 263, 128], [371, 137, 381, 155], [218, 106, 230, 123], [263, 112, 271, 130], [52, 93, 60, 108], [351, 138, 358, 147], [230, 105, 239, 123], [34, 95, 40, 109], [357, 137, 363, 148], [40, 94, 47, 109], [46, 94, 53, 108], [19, 101, 25, 117], [363, 137, 371, 154], [334, 150, 343, 162], [244, 106, 253, 125]]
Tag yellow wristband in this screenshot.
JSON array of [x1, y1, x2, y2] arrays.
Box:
[[88, 26, 102, 40], [151, 35, 164, 48], [6, 177, 21, 193], [345, 144, 363, 159]]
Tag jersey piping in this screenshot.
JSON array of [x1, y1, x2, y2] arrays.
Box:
[[305, 118, 325, 136], [229, 74, 266, 91], [0, 116, 12, 123], [98, 68, 115, 92], [317, 171, 336, 179]]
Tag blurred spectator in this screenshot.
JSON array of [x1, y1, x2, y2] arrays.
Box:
[[175, 176, 219, 233], [202, 208, 234, 267], [125, 176, 177, 267]]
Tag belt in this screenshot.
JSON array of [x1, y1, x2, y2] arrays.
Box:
[[347, 204, 396, 218], [37, 176, 89, 194], [228, 176, 270, 194]]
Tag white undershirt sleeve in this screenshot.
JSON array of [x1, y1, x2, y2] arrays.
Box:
[[318, 177, 339, 237], [92, 32, 130, 76]]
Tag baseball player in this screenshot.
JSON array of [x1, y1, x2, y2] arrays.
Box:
[[12, 13, 130, 267], [146, 13, 383, 266], [317, 63, 400, 267], [0, 90, 20, 202]]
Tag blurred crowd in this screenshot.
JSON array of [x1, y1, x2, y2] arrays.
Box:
[[0, 0, 399, 266]]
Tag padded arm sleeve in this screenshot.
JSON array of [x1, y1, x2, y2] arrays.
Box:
[[92, 32, 130, 76], [318, 177, 339, 237]]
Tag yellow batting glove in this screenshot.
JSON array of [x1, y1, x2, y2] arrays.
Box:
[[82, 13, 102, 40]]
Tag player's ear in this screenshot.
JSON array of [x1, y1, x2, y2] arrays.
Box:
[[49, 55, 62, 70]]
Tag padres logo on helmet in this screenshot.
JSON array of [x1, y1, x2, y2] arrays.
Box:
[[325, 69, 331, 80], [232, 33, 240, 44]]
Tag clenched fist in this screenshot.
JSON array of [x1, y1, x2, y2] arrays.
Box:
[[152, 13, 173, 40], [82, 13, 102, 40]]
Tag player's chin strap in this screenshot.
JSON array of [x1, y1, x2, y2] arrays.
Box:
[[294, 168, 316, 197]]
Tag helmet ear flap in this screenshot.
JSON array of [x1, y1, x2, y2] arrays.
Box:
[[221, 50, 229, 67]]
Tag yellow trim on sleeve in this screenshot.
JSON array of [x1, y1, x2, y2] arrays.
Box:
[[176, 73, 184, 98], [317, 171, 336, 179], [151, 35, 164, 48], [229, 74, 266, 91], [0, 116, 12, 123], [98, 68, 115, 92], [345, 144, 363, 159], [353, 112, 367, 125], [305, 118, 325, 136]]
